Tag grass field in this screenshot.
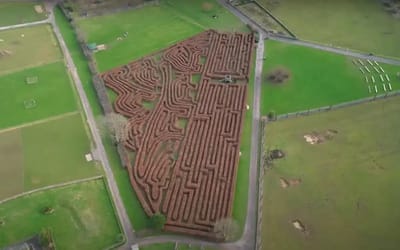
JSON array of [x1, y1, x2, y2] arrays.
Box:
[[0, 2, 46, 27], [258, 0, 400, 58], [0, 113, 100, 199], [0, 130, 24, 199], [261, 40, 400, 116], [77, 0, 247, 71], [0, 62, 78, 129], [0, 25, 62, 75], [262, 96, 400, 250], [0, 179, 122, 250]]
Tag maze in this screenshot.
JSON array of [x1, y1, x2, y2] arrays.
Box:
[[101, 30, 254, 238]]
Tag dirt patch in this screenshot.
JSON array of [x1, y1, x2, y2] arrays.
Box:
[[280, 177, 301, 188], [34, 5, 44, 14], [303, 129, 338, 144], [266, 67, 291, 84]]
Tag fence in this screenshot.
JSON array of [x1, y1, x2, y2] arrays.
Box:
[[255, 117, 268, 250], [268, 90, 400, 121]]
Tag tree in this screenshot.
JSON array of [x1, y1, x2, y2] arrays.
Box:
[[213, 217, 240, 241], [99, 112, 129, 144], [150, 213, 166, 230]]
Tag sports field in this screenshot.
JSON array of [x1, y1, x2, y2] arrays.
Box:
[[262, 96, 400, 250], [0, 2, 46, 27], [0, 62, 78, 129], [0, 113, 100, 200], [258, 0, 400, 58], [0, 25, 62, 75], [0, 179, 122, 250], [261, 40, 400, 116], [77, 0, 248, 71]]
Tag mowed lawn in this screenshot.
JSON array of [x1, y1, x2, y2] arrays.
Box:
[[261, 40, 400, 115], [0, 113, 100, 199], [77, 0, 248, 72], [0, 25, 62, 75], [262, 96, 400, 250], [0, 179, 122, 250], [0, 62, 78, 129], [0, 2, 46, 27], [259, 0, 400, 58], [0, 130, 24, 199]]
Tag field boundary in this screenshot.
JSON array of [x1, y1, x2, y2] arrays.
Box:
[[0, 111, 79, 134], [265, 90, 400, 121], [0, 175, 102, 205], [255, 117, 267, 250]]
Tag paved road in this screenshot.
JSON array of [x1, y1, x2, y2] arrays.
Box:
[[268, 36, 400, 65], [220, 0, 400, 66], [0, 19, 49, 31], [45, 3, 135, 249]]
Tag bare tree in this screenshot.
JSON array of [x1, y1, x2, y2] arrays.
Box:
[[98, 112, 129, 144], [213, 217, 240, 241]]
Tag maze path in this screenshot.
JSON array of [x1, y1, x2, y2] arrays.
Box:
[[101, 30, 254, 238]]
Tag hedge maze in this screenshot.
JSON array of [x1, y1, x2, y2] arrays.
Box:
[[101, 30, 254, 238]]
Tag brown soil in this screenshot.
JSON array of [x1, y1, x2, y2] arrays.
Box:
[[266, 67, 291, 84], [304, 129, 338, 145], [101, 30, 254, 239]]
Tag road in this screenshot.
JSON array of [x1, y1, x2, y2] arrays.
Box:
[[44, 3, 136, 249], [219, 0, 400, 66]]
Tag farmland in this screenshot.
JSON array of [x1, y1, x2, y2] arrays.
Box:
[[261, 40, 400, 116], [77, 0, 248, 72], [0, 25, 62, 75], [0, 113, 100, 200], [258, 0, 400, 58], [0, 179, 122, 250], [0, 2, 46, 26], [262, 96, 400, 250], [0, 62, 78, 129]]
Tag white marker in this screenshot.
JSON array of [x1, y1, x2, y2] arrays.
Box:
[[372, 75, 375, 83], [374, 61, 379, 66], [379, 66, 385, 73], [364, 66, 371, 73], [358, 59, 364, 65], [365, 76, 369, 83], [359, 67, 365, 74], [383, 83, 387, 92], [368, 85, 371, 93], [367, 59, 373, 66], [375, 85, 378, 93], [385, 74, 390, 81], [380, 74, 384, 82], [388, 83, 392, 91], [374, 67, 380, 73]]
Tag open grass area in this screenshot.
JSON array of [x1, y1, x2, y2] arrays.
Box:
[[0, 130, 24, 199], [0, 25, 62, 75], [0, 62, 78, 129], [259, 0, 400, 58], [262, 96, 400, 250], [22, 113, 100, 190], [0, 2, 46, 27], [0, 179, 122, 250], [0, 113, 100, 199], [77, 0, 247, 71], [261, 40, 400, 116]]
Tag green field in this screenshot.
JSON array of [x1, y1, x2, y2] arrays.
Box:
[[259, 0, 400, 58], [0, 25, 62, 75], [77, 0, 247, 71], [0, 130, 24, 199], [0, 2, 46, 26], [0, 62, 78, 129], [261, 40, 400, 116], [0, 113, 100, 199], [0, 179, 122, 250], [262, 96, 400, 250]]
